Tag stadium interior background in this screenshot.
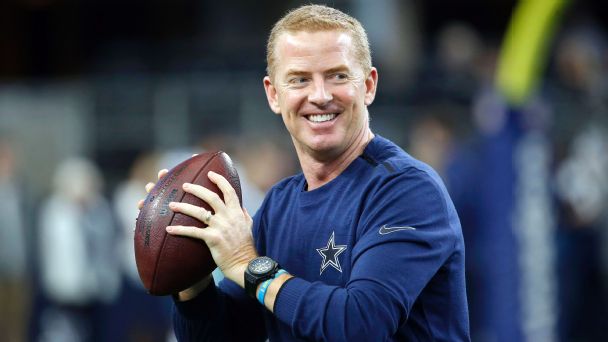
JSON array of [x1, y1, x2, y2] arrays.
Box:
[[0, 0, 607, 341]]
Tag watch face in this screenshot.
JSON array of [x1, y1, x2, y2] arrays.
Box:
[[248, 257, 275, 275]]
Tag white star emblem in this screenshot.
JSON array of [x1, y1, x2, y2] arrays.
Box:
[[316, 231, 347, 275]]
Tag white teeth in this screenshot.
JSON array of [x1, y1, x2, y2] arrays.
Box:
[[307, 113, 337, 123]]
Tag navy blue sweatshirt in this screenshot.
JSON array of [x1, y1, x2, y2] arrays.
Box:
[[173, 135, 470, 341]]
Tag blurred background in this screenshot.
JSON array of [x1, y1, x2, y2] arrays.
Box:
[[0, 0, 607, 341]]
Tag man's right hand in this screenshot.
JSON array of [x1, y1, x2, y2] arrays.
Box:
[[137, 165, 213, 301]]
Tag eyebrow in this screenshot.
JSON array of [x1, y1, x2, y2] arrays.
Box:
[[284, 65, 351, 77], [284, 69, 309, 78], [324, 65, 351, 74]]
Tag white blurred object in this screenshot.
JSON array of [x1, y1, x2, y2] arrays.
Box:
[[39, 157, 120, 305], [556, 125, 608, 223]]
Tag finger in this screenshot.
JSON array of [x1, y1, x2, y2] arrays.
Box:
[[166, 225, 212, 242], [145, 182, 155, 193], [182, 183, 225, 214], [208, 171, 240, 209], [169, 202, 213, 225], [137, 199, 145, 210], [158, 169, 169, 180]]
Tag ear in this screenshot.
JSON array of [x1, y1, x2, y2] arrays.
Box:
[[263, 76, 282, 114], [364, 67, 378, 106]]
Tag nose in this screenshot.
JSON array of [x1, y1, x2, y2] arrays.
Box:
[[308, 78, 333, 106]]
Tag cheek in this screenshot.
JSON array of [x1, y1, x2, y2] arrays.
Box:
[[281, 92, 306, 113], [336, 85, 360, 106]]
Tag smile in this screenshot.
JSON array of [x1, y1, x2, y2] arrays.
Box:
[[306, 113, 338, 123]]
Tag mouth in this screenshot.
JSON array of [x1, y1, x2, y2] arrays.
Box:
[[305, 113, 339, 123]]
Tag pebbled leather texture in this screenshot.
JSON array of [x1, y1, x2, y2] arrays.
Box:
[[134, 151, 242, 295]]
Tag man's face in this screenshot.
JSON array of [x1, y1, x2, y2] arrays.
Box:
[[264, 30, 377, 161]]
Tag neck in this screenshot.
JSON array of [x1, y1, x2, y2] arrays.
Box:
[[298, 128, 374, 191]]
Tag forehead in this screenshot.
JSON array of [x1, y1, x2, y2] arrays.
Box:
[[274, 31, 356, 71]]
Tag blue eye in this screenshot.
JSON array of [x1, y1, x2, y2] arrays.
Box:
[[289, 77, 309, 84], [331, 73, 348, 81]]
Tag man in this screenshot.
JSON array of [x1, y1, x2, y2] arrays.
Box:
[[146, 5, 470, 341]]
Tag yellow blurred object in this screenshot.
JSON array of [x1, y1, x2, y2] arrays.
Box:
[[496, 0, 569, 106]]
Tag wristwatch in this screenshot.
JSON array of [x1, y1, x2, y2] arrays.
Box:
[[245, 256, 280, 299]]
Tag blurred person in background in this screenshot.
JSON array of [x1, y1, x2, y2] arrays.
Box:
[[554, 123, 608, 341], [37, 157, 120, 342], [549, 25, 608, 341], [0, 136, 30, 342]]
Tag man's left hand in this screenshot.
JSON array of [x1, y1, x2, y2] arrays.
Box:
[[166, 171, 257, 288]]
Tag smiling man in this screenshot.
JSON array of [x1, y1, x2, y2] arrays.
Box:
[[160, 5, 470, 341]]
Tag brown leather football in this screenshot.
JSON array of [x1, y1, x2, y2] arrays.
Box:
[[134, 151, 242, 295]]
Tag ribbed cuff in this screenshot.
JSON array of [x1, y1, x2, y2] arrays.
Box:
[[173, 281, 217, 319], [273, 277, 309, 326]]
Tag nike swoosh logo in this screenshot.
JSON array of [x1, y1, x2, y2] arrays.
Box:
[[379, 224, 416, 235]]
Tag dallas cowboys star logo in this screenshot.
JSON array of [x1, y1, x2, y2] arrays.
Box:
[[316, 231, 347, 275]]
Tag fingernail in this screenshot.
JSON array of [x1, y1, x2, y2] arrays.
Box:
[[208, 171, 217, 176], [183, 183, 190, 189], [166, 226, 174, 233], [169, 202, 177, 208]]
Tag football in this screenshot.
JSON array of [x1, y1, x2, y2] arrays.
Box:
[[134, 151, 242, 295]]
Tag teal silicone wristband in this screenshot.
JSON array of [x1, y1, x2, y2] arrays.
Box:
[[257, 269, 288, 306], [257, 279, 272, 305]]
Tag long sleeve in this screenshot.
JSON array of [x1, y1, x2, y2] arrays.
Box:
[[172, 278, 267, 341]]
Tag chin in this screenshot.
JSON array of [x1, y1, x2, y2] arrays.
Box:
[[305, 137, 344, 156], [308, 134, 338, 147]]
